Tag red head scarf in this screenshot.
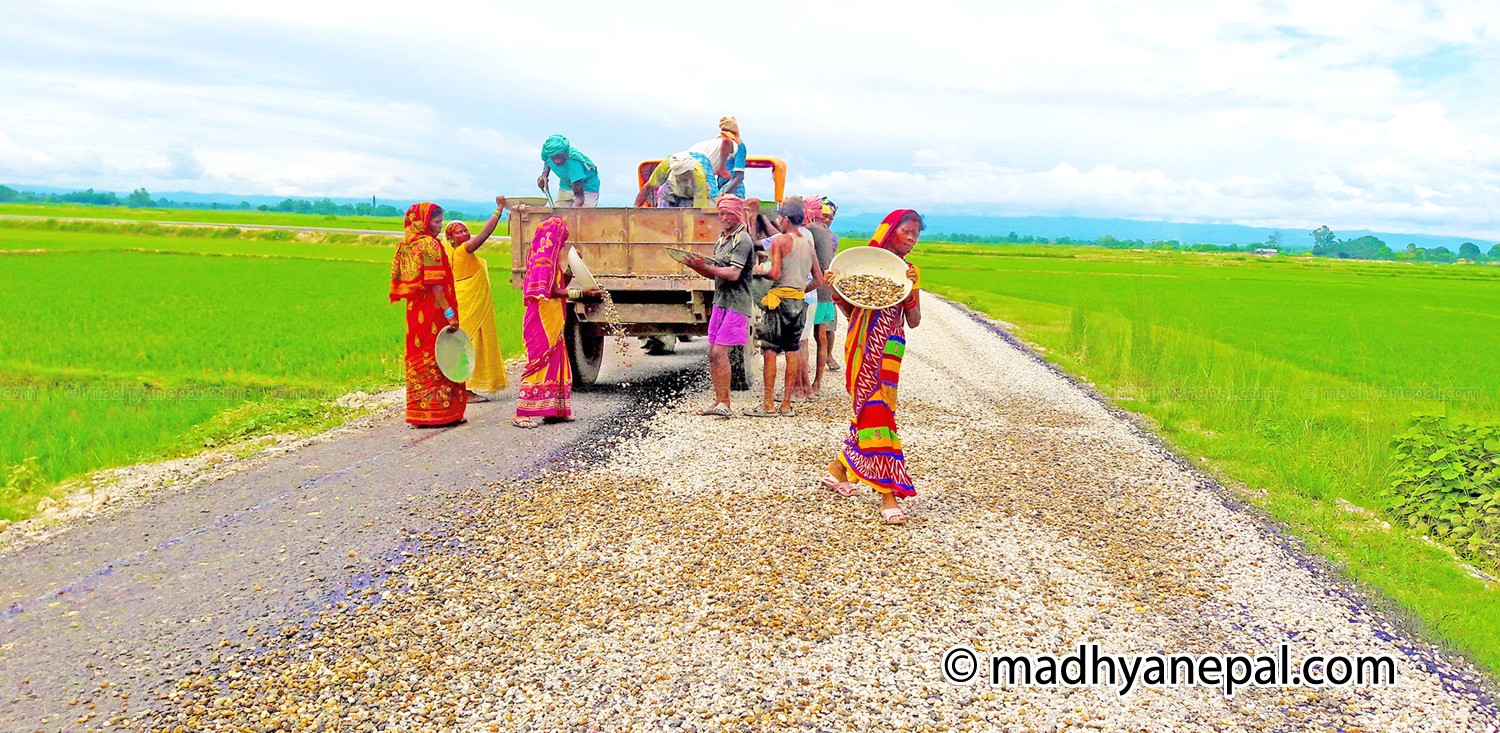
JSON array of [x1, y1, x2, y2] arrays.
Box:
[[444, 220, 472, 245], [404, 202, 440, 239], [870, 209, 918, 254], [804, 195, 824, 224], [717, 194, 746, 228], [523, 217, 569, 300], [389, 202, 444, 301]]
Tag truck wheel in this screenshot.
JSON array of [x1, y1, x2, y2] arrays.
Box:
[[566, 315, 604, 387]]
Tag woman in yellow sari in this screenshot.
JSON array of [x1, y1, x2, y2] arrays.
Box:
[[442, 195, 511, 400]]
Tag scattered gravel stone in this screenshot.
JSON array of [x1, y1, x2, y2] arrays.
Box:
[[133, 299, 1497, 732]]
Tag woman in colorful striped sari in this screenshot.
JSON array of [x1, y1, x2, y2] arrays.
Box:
[[822, 209, 925, 524], [389, 202, 467, 427], [514, 217, 597, 428]]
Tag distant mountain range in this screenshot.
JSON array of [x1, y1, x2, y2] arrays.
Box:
[[3, 184, 499, 221], [829, 213, 1495, 252], [8, 184, 1494, 250]]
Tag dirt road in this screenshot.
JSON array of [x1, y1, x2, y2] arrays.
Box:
[[3, 299, 1496, 732]]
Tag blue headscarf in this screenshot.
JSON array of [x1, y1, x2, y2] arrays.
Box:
[[540, 135, 596, 173]]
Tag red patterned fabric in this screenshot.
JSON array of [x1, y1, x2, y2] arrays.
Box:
[[390, 202, 466, 425], [838, 209, 919, 496]]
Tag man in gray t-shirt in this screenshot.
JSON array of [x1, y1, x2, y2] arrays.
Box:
[[804, 196, 839, 395], [683, 196, 757, 417]]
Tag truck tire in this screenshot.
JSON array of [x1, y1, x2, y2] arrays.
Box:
[[565, 314, 604, 387]]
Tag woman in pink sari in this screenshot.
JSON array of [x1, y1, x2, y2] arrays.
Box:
[[514, 217, 598, 428]]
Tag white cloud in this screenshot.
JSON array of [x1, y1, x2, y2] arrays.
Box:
[[1, 0, 1498, 238]]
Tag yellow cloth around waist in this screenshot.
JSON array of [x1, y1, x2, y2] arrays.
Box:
[[760, 286, 805, 310]]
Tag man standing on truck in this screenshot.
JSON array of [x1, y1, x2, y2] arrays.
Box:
[[682, 194, 756, 418], [634, 152, 713, 208], [537, 135, 600, 207], [688, 116, 746, 197]]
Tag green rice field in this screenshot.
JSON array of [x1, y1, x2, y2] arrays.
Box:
[[0, 202, 406, 230], [0, 221, 523, 519], [912, 242, 1500, 670]]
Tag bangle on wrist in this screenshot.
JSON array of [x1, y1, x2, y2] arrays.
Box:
[[492, 209, 504, 217], [567, 288, 582, 300], [444, 307, 455, 318]]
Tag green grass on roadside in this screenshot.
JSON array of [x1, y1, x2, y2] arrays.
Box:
[[0, 223, 523, 521], [915, 242, 1500, 671]]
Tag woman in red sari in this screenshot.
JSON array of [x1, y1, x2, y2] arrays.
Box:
[[822, 209, 925, 524], [389, 202, 467, 427], [514, 216, 598, 428]]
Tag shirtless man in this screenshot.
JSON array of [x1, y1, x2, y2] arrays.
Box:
[[745, 200, 824, 417]]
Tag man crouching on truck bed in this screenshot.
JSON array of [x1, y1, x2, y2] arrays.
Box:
[[682, 195, 757, 417]]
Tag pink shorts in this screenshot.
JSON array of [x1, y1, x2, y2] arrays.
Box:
[[707, 306, 750, 346]]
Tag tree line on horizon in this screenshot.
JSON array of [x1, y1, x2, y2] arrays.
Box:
[[1307, 225, 1497, 264], [0, 185, 419, 219], [4, 185, 1495, 262]]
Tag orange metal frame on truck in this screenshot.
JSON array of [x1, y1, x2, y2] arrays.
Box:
[[635, 156, 787, 204]]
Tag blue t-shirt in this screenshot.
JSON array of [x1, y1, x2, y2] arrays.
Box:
[[720, 143, 747, 196], [548, 157, 601, 193]]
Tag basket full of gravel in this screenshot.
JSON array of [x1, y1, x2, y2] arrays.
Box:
[[829, 246, 911, 309]]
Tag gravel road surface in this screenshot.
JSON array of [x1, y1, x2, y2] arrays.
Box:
[[3, 298, 1496, 732]]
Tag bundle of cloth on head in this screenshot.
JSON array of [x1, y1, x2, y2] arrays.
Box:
[[804, 195, 824, 224], [719, 116, 740, 142], [540, 134, 596, 172], [717, 194, 746, 229]]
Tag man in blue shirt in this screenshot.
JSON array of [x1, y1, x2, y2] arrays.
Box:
[[537, 135, 600, 207]]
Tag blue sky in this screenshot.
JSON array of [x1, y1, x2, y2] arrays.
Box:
[[3, 0, 1498, 238]]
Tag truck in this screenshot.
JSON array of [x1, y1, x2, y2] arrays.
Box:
[[509, 156, 787, 386]]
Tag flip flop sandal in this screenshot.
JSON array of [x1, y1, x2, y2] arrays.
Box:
[[881, 507, 908, 525], [511, 418, 541, 429], [821, 477, 860, 497], [466, 391, 491, 403], [806, 393, 822, 402], [700, 404, 732, 418], [779, 408, 797, 417], [743, 406, 779, 418], [828, 362, 842, 372]]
